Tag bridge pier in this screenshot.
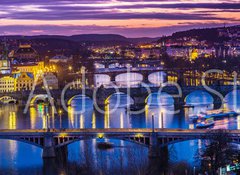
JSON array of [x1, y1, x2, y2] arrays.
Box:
[[42, 133, 56, 158], [148, 132, 159, 158], [174, 97, 185, 110], [148, 132, 169, 162], [43, 158, 58, 175], [132, 96, 146, 111], [55, 145, 68, 163]]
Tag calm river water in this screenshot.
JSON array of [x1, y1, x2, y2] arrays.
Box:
[[0, 90, 240, 174]]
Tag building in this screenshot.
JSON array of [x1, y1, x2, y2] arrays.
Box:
[[12, 44, 39, 63], [43, 73, 58, 90], [49, 55, 70, 63], [166, 47, 189, 59], [0, 75, 15, 92], [189, 48, 198, 61], [14, 62, 45, 77], [0, 43, 11, 74], [14, 72, 34, 91]]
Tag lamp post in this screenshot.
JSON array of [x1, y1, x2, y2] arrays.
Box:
[[152, 114, 155, 132], [46, 113, 50, 132], [161, 111, 164, 129], [68, 66, 72, 72], [58, 109, 63, 129], [44, 99, 50, 132]]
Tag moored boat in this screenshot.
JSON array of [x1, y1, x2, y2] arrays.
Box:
[[196, 118, 214, 129], [190, 109, 239, 123]]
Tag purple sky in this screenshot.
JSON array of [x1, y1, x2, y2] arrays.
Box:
[[0, 0, 239, 37]]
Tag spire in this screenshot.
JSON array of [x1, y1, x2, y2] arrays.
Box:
[[1, 37, 9, 60]]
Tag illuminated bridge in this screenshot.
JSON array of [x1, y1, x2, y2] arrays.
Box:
[[1, 129, 240, 158], [0, 85, 239, 109]]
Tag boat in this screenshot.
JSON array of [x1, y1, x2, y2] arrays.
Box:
[[189, 114, 199, 123], [190, 109, 238, 122], [96, 142, 114, 149], [196, 118, 215, 129], [201, 109, 239, 120]]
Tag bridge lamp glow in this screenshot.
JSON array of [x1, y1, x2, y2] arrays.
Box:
[[97, 133, 104, 139], [59, 133, 68, 138], [58, 109, 63, 115], [135, 133, 143, 138]]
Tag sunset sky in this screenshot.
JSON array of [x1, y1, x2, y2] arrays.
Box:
[[0, 0, 239, 37]]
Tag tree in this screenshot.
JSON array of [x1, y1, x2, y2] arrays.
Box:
[[195, 129, 240, 175]]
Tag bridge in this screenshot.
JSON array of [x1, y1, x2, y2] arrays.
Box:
[[0, 85, 239, 109], [0, 129, 240, 159]]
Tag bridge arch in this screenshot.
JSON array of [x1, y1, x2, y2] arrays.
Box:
[[105, 92, 134, 107], [115, 73, 143, 87], [0, 96, 17, 104], [159, 137, 240, 148], [67, 94, 93, 106], [148, 71, 166, 86], [224, 90, 240, 110], [54, 135, 149, 148], [109, 63, 120, 68], [30, 94, 53, 106], [0, 137, 44, 148], [94, 63, 105, 69], [94, 74, 111, 87], [184, 90, 213, 105], [145, 92, 174, 106]]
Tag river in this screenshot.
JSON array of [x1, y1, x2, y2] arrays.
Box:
[[0, 90, 239, 174]]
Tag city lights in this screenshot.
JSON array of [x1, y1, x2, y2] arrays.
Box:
[[0, 0, 239, 174]]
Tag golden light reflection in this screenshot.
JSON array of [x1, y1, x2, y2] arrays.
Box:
[[8, 140, 17, 161], [120, 112, 124, 128], [51, 106, 55, 128], [104, 104, 110, 128], [80, 114, 84, 129], [9, 112, 16, 129], [237, 115, 240, 130], [42, 115, 46, 129], [160, 108, 167, 127], [92, 112, 96, 129], [145, 104, 149, 125], [68, 106, 74, 128], [158, 111, 163, 129], [29, 107, 37, 129]]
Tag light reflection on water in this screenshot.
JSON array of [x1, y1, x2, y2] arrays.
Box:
[[0, 90, 239, 174]]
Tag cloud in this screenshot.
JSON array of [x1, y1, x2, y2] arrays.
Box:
[[0, 0, 239, 36]]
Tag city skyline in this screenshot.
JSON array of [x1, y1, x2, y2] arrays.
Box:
[[0, 0, 239, 37]]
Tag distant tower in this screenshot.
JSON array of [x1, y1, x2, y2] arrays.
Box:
[[0, 39, 11, 74]]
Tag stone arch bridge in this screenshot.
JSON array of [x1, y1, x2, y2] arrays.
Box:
[[0, 85, 239, 109]]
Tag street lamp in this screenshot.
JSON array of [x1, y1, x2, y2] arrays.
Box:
[[58, 109, 63, 129], [46, 113, 50, 132], [161, 111, 164, 129], [151, 113, 155, 132], [44, 99, 50, 132]]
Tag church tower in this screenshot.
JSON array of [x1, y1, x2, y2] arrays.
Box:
[[0, 41, 11, 74]]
